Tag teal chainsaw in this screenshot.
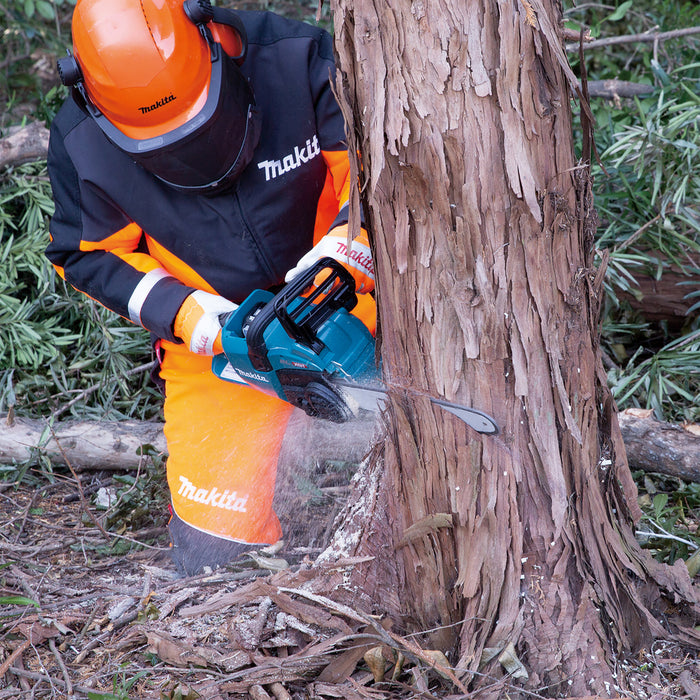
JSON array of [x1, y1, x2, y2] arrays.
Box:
[[211, 258, 499, 434]]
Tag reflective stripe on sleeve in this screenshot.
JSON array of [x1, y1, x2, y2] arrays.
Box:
[[128, 268, 174, 326]]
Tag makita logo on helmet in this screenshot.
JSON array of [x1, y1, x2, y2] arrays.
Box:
[[139, 94, 176, 114], [257, 135, 321, 181]]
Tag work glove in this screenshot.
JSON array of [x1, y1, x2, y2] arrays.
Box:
[[285, 225, 375, 294], [174, 290, 238, 355]]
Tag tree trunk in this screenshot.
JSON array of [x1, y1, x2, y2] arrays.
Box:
[[327, 0, 700, 695]]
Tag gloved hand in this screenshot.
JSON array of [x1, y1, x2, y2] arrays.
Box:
[[285, 225, 375, 294], [174, 290, 238, 355]]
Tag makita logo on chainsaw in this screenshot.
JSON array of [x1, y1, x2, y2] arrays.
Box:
[[237, 368, 269, 384], [257, 135, 321, 181], [138, 94, 176, 114]]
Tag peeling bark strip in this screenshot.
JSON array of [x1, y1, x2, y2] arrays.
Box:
[[328, 0, 700, 695]]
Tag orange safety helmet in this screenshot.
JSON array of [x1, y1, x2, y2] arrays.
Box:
[[58, 0, 261, 194]]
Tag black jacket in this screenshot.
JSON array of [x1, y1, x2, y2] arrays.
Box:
[[47, 11, 350, 342]]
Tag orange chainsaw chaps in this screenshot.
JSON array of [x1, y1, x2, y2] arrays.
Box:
[[159, 340, 294, 546]]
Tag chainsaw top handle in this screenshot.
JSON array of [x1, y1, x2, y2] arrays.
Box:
[[246, 257, 358, 372]]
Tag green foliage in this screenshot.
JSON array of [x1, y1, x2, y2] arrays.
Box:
[[601, 74, 700, 252], [36, 83, 69, 125], [232, 0, 331, 30], [608, 332, 700, 422], [592, 61, 700, 423], [0, 163, 163, 422], [87, 669, 151, 700], [565, 0, 635, 41], [0, 594, 39, 608], [0, 163, 79, 370], [1, 0, 74, 128], [0, 563, 40, 629], [565, 0, 700, 80], [637, 471, 700, 566]]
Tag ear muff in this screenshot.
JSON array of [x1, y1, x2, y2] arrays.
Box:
[[183, 0, 248, 63], [57, 51, 83, 87]]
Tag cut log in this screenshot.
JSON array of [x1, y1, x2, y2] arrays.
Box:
[[0, 121, 50, 170], [621, 269, 700, 323], [0, 414, 167, 471], [618, 409, 700, 482], [0, 411, 377, 473]]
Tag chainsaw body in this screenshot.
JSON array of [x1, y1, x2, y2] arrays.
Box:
[[212, 258, 376, 422]]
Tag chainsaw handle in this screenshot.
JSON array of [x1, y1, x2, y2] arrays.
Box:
[[246, 258, 357, 372]]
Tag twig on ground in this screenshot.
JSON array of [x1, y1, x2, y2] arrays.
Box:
[[12, 488, 42, 544], [637, 522, 699, 550], [1, 666, 97, 696], [73, 608, 140, 664], [48, 638, 73, 696], [0, 640, 31, 680]]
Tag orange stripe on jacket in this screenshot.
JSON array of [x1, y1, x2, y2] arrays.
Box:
[[313, 149, 353, 245], [78, 222, 162, 275]]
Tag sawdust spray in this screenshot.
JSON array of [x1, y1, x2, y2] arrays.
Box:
[[273, 410, 378, 552]]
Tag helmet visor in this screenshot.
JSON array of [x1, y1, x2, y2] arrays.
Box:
[[91, 44, 260, 193]]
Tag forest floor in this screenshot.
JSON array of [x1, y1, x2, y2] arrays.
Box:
[[0, 449, 390, 700], [1, 423, 700, 699]]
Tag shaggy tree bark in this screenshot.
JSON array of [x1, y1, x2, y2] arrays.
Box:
[[325, 0, 700, 695]]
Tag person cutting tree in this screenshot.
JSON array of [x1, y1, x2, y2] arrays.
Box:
[[45, 0, 376, 575]]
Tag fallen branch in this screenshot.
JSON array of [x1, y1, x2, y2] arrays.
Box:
[[0, 120, 50, 170], [0, 410, 377, 472], [618, 409, 700, 482], [52, 360, 158, 419], [0, 413, 167, 471], [566, 25, 700, 52], [586, 79, 654, 100]]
